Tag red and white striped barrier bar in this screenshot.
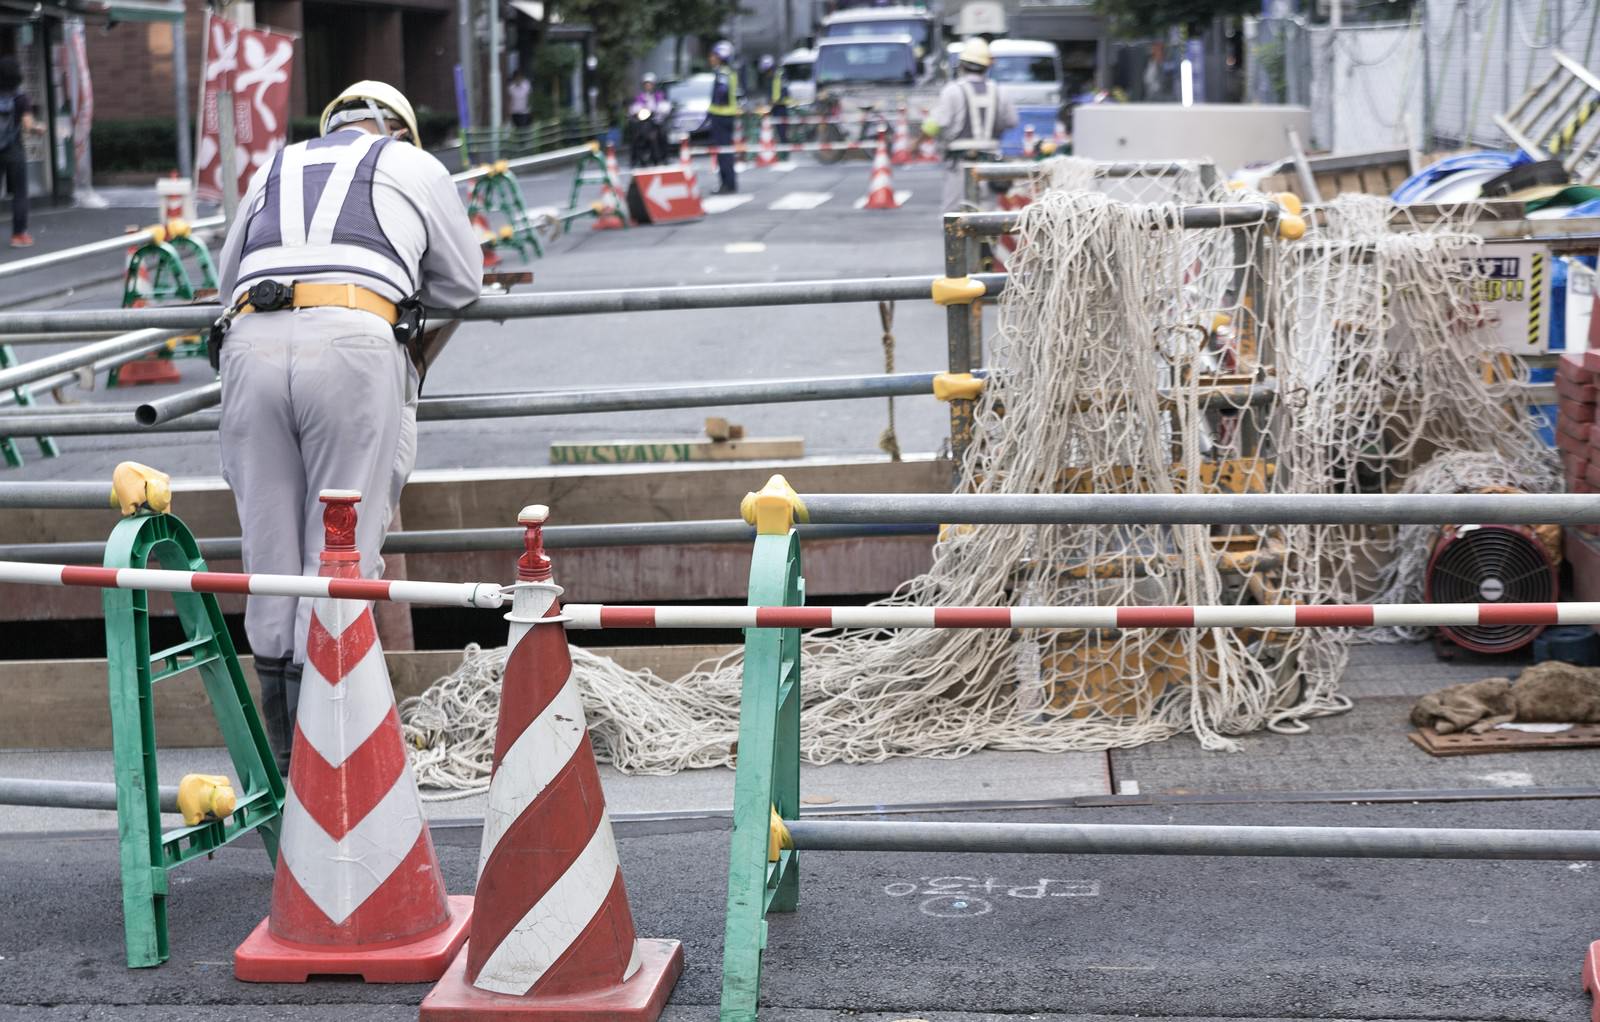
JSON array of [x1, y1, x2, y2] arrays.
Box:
[[686, 140, 878, 160], [563, 601, 1600, 631], [0, 560, 505, 609]]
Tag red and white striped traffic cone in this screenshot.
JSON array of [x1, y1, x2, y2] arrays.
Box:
[[235, 490, 471, 983], [1023, 123, 1037, 159], [891, 104, 912, 165], [592, 143, 629, 230], [915, 108, 940, 163], [861, 130, 901, 210], [421, 505, 683, 1020], [679, 136, 699, 198], [755, 114, 778, 168]]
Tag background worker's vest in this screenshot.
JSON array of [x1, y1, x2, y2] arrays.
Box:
[[709, 68, 741, 117], [237, 131, 414, 300], [947, 79, 1001, 155]]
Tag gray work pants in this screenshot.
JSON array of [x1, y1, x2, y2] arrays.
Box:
[[218, 306, 417, 663]]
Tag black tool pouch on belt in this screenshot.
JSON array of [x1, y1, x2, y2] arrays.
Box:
[[391, 293, 428, 389], [208, 281, 290, 371]]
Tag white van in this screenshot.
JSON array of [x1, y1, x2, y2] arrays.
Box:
[[987, 39, 1063, 107], [780, 48, 817, 105]]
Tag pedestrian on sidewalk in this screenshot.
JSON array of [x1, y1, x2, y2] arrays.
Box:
[[508, 70, 533, 130], [0, 57, 47, 248], [707, 40, 741, 194], [923, 39, 1017, 213], [209, 80, 482, 772]]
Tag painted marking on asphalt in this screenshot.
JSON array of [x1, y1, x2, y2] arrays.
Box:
[[852, 190, 914, 209], [724, 242, 767, 253], [767, 163, 799, 173], [768, 191, 833, 211], [702, 194, 754, 214], [883, 875, 1101, 918]]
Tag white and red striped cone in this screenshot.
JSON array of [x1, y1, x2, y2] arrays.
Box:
[[1023, 124, 1037, 159], [891, 104, 912, 165], [861, 131, 901, 210], [591, 143, 628, 231], [755, 114, 778, 168], [235, 490, 471, 983], [421, 506, 683, 1020], [915, 108, 940, 163], [679, 137, 699, 198]]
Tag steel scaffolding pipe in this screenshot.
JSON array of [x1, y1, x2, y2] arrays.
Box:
[[796, 492, 1600, 526], [0, 332, 121, 347], [448, 142, 596, 184], [0, 776, 178, 813], [0, 520, 936, 564], [0, 273, 1011, 335], [136, 382, 222, 426], [785, 819, 1600, 861], [951, 202, 1280, 237], [0, 480, 118, 509], [0, 215, 225, 283], [0, 331, 177, 393], [971, 160, 1200, 182], [0, 370, 999, 436]]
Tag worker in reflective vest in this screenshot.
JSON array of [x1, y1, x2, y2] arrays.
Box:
[[923, 39, 1019, 213], [707, 40, 741, 194], [211, 80, 483, 771], [760, 53, 789, 143]]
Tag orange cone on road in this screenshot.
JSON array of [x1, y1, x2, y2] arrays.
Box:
[[420, 506, 683, 1021], [862, 131, 901, 210], [235, 491, 471, 983], [756, 115, 778, 168], [591, 144, 629, 230], [679, 137, 699, 198], [915, 109, 940, 163], [891, 104, 912, 165]]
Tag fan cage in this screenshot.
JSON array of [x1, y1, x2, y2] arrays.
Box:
[[1424, 524, 1558, 654]]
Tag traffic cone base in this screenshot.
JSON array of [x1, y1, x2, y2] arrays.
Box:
[[115, 354, 183, 385], [236, 894, 472, 983], [420, 936, 682, 1020]]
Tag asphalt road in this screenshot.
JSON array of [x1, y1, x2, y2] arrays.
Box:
[[0, 158, 956, 482], [1, 798, 1596, 1020]]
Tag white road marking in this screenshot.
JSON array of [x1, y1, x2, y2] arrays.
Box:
[[851, 190, 914, 209], [724, 242, 767, 253], [702, 194, 754, 214], [768, 191, 833, 211], [767, 163, 799, 173]]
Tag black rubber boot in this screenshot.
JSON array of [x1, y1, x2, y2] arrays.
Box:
[[254, 654, 293, 776]]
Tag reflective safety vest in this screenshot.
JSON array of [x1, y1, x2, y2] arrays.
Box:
[[770, 69, 787, 106], [708, 67, 741, 117], [237, 130, 414, 299], [947, 79, 1001, 154]]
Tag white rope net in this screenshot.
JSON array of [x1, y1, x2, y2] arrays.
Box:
[[400, 187, 1557, 794]]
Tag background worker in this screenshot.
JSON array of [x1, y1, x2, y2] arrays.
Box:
[[211, 80, 482, 772], [759, 53, 789, 143], [707, 40, 741, 194], [508, 70, 533, 130], [0, 56, 47, 248], [923, 39, 1018, 213]]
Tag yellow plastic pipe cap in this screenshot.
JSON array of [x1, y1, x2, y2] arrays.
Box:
[[177, 774, 236, 826], [109, 461, 172, 516], [740, 474, 809, 535]]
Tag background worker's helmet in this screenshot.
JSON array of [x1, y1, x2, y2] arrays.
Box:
[[712, 40, 734, 62], [958, 38, 992, 71], [642, 71, 658, 86], [320, 80, 422, 149], [758, 53, 775, 73]]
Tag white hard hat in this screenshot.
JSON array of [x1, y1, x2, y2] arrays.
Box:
[[959, 38, 992, 69], [321, 80, 422, 148]]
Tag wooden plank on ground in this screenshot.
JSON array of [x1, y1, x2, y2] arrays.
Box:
[[1409, 723, 1600, 756], [551, 436, 805, 465]]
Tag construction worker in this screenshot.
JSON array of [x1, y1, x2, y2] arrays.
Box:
[[707, 40, 741, 194], [759, 53, 790, 143], [211, 81, 483, 771], [923, 39, 1018, 213]]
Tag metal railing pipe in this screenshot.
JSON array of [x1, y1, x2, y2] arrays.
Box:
[[0, 274, 1011, 335], [0, 215, 225, 283], [795, 493, 1600, 526], [0, 520, 938, 564], [0, 330, 176, 393], [0, 480, 114, 509], [971, 160, 1201, 182], [954, 202, 1280, 237], [0, 776, 179, 813], [136, 382, 222, 426], [448, 142, 597, 184], [0, 332, 121, 346], [784, 819, 1600, 861], [0, 408, 218, 436]]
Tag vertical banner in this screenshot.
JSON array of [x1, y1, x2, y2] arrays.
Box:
[[63, 19, 104, 206], [196, 13, 296, 203]]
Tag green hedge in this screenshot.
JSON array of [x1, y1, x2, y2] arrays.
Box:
[[91, 109, 461, 174]]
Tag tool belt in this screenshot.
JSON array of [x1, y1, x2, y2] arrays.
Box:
[[209, 279, 426, 376]]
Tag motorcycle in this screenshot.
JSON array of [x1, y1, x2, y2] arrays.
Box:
[[628, 104, 672, 168]]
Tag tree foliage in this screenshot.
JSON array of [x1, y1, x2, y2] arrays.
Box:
[[1096, 0, 1259, 38], [538, 0, 740, 109]]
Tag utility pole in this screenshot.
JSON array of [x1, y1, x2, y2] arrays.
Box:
[[174, 18, 192, 180], [488, 0, 503, 156]]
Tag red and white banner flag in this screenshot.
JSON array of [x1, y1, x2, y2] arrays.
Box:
[[196, 14, 295, 202]]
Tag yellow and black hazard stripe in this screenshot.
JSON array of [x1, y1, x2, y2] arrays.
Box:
[[1529, 252, 1545, 347], [1546, 98, 1599, 156]]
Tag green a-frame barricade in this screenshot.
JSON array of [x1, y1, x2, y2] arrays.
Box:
[[103, 509, 284, 967]]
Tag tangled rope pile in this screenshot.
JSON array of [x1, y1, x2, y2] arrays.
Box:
[[401, 187, 1555, 790]]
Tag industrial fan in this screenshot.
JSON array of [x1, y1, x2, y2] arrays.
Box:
[[1424, 524, 1559, 654]]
